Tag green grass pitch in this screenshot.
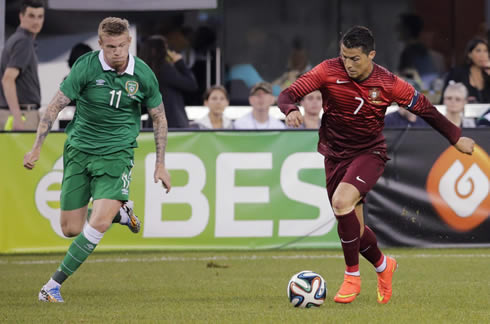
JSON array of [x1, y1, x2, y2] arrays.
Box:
[[1, 248, 489, 323]]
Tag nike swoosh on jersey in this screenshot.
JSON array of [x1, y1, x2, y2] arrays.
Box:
[[336, 79, 350, 84], [356, 176, 366, 184]]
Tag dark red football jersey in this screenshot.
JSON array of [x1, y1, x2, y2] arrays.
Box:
[[278, 57, 461, 159]]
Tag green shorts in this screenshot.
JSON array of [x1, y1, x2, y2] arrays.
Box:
[[60, 142, 134, 211]]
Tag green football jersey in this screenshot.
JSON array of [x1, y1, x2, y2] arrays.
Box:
[[60, 50, 162, 155]]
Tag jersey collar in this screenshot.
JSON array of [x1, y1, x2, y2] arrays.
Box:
[[98, 50, 135, 75]]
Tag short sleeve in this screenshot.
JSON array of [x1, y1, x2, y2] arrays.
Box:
[[60, 56, 87, 101], [391, 76, 417, 108], [144, 70, 163, 109], [7, 38, 32, 71]]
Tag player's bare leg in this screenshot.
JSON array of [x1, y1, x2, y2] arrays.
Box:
[[332, 183, 362, 304], [39, 199, 121, 302], [59, 205, 88, 237], [86, 201, 141, 233]]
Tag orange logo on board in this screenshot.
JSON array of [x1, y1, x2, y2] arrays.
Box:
[[426, 145, 489, 231]]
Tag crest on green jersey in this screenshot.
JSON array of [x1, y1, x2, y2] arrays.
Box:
[[125, 81, 139, 95]]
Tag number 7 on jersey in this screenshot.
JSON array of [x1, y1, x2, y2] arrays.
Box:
[[354, 97, 364, 115]]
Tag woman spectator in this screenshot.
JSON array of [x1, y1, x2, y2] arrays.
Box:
[[192, 85, 233, 129], [441, 38, 490, 103], [443, 82, 476, 127], [139, 35, 198, 128]]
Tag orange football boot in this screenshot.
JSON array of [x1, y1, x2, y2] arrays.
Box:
[[334, 274, 361, 304], [376, 256, 397, 304]]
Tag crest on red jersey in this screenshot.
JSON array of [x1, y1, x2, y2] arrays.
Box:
[[369, 87, 382, 104]]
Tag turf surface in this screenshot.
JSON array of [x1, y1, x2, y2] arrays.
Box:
[[1, 248, 489, 323]]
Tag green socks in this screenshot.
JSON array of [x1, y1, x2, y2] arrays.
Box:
[[59, 232, 97, 276], [53, 224, 104, 284]]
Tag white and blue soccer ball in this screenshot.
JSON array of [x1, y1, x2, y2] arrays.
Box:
[[287, 270, 327, 308]]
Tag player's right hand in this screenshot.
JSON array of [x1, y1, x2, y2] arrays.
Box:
[[23, 149, 40, 170], [286, 110, 303, 128], [454, 136, 475, 155]]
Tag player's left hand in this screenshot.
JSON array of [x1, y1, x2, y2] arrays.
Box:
[[454, 137, 475, 155], [154, 164, 171, 193], [23, 148, 40, 170], [286, 110, 304, 128]]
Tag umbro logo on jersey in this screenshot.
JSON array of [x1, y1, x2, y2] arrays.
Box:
[[336, 79, 350, 84], [96, 79, 106, 86]]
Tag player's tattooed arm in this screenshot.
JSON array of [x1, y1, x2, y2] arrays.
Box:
[[24, 90, 71, 170], [148, 102, 169, 166], [33, 90, 71, 149], [148, 103, 171, 192]]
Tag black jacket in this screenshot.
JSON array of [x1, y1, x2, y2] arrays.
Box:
[[157, 60, 198, 128], [441, 65, 490, 103]]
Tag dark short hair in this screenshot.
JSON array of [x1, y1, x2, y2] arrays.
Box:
[[250, 81, 273, 96], [203, 85, 229, 101], [139, 35, 169, 74], [341, 25, 375, 54], [68, 43, 93, 68], [399, 14, 424, 38], [20, 0, 45, 14]]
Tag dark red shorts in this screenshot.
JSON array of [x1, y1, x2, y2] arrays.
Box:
[[324, 151, 387, 203]]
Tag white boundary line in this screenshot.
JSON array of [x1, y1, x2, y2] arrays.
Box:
[[1, 253, 489, 265]]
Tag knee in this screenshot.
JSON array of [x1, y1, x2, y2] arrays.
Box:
[[60, 219, 82, 237], [61, 224, 82, 237], [88, 219, 111, 234], [331, 195, 355, 215]]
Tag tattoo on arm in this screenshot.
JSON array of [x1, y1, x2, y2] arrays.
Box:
[[33, 90, 71, 149], [148, 103, 168, 165]]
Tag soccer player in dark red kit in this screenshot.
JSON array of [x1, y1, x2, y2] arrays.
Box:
[[278, 26, 475, 304]]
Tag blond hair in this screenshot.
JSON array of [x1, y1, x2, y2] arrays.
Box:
[[98, 17, 129, 37], [444, 81, 468, 99]]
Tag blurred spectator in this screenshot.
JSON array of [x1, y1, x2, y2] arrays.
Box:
[[398, 68, 423, 91], [273, 37, 312, 90], [139, 35, 198, 128], [299, 90, 322, 129], [227, 64, 281, 97], [397, 13, 445, 90], [476, 108, 490, 126], [226, 30, 281, 99], [384, 106, 429, 128], [0, 0, 45, 131], [442, 82, 476, 127], [65, 43, 93, 108], [233, 82, 285, 129], [441, 38, 490, 103], [187, 26, 217, 105], [192, 85, 232, 129], [68, 43, 93, 68]]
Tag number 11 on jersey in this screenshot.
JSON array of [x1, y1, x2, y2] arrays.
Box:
[[110, 90, 122, 108]]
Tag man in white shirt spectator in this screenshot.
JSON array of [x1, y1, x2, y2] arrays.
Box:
[[233, 82, 286, 129]]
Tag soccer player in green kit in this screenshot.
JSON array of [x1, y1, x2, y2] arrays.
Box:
[[23, 17, 172, 303]]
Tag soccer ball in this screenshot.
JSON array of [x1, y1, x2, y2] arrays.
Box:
[[287, 270, 327, 308]]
